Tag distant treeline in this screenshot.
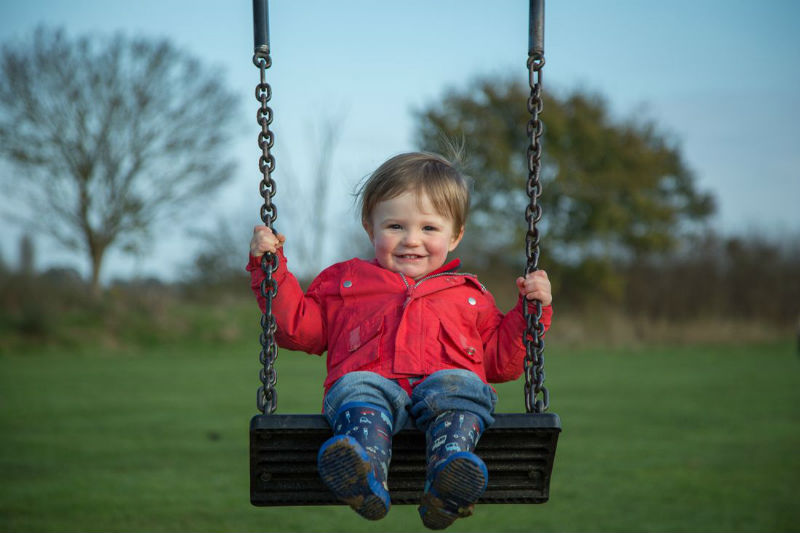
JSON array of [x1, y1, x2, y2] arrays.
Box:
[[1, 230, 797, 353], [622, 232, 799, 325]]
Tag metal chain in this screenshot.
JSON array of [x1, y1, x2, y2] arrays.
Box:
[[254, 53, 279, 414], [523, 53, 549, 414]]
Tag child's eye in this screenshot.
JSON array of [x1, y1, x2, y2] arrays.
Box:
[[423, 225, 439, 232], [387, 224, 402, 230]]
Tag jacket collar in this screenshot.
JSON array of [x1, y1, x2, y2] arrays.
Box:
[[367, 258, 462, 278], [429, 258, 462, 276], [364, 257, 485, 292]]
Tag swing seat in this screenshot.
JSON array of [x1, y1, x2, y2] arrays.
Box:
[[250, 412, 560, 506]]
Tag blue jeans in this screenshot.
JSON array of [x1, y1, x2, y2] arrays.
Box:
[[323, 370, 497, 434]]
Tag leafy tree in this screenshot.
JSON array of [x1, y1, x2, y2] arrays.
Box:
[[0, 27, 239, 295], [415, 77, 715, 302]]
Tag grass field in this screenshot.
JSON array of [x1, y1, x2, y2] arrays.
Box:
[[1, 339, 798, 532]]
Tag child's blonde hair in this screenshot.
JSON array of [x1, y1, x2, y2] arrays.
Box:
[[359, 152, 470, 234]]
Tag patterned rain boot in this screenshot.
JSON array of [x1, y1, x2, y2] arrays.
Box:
[[317, 402, 393, 520], [418, 410, 487, 530]]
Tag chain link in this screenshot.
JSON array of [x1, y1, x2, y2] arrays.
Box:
[[254, 54, 279, 414], [523, 53, 549, 414]]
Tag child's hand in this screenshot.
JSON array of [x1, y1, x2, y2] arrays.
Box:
[[250, 225, 286, 258], [516, 270, 552, 306]]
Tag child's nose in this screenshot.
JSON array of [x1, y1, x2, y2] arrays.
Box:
[[402, 229, 422, 246]]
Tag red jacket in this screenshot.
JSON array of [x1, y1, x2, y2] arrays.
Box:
[[248, 251, 552, 393]]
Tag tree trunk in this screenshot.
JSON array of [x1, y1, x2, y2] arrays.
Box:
[[89, 245, 105, 299]]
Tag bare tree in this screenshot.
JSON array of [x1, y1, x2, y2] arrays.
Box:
[[281, 115, 345, 278], [0, 27, 239, 295], [186, 216, 248, 285], [307, 119, 338, 271]]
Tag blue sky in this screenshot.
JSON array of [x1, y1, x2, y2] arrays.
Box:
[[1, 1, 798, 281]]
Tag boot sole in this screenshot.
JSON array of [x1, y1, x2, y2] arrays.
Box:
[[317, 435, 390, 520], [419, 452, 487, 530]]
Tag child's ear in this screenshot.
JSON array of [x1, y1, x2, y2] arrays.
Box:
[[362, 219, 375, 242], [448, 226, 465, 252]]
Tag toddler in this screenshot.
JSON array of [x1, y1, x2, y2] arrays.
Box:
[[248, 152, 552, 529]]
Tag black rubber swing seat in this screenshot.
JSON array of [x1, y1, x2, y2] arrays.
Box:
[[250, 412, 560, 506]]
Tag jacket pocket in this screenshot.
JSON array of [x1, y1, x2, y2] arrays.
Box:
[[437, 317, 482, 365], [328, 314, 383, 374], [347, 314, 383, 352]]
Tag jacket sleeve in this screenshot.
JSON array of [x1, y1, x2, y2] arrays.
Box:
[[480, 295, 553, 383], [247, 250, 328, 355]]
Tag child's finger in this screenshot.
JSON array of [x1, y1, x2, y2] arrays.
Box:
[[526, 270, 548, 283]]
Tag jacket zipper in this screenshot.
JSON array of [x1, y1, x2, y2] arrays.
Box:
[[399, 271, 487, 297]]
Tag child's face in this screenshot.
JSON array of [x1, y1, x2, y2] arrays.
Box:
[[364, 190, 464, 280]]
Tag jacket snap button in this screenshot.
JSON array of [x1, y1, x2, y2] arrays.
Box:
[[468, 297, 477, 305], [343, 280, 352, 288]]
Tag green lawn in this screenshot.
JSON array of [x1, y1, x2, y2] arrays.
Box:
[[1, 340, 797, 532]]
